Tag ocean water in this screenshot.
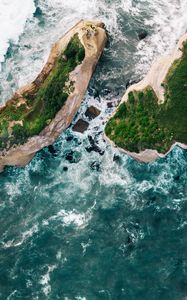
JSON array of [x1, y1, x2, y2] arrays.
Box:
[[0, 0, 187, 299]]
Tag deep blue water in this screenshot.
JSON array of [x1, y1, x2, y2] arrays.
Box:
[[0, 0, 187, 299]]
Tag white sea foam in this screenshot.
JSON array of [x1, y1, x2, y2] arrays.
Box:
[[7, 290, 17, 300], [40, 265, 57, 297], [49, 209, 90, 228], [2, 224, 38, 248], [0, 0, 35, 64], [135, 0, 187, 76]]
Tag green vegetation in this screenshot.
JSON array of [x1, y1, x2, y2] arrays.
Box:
[[105, 41, 187, 153], [0, 34, 85, 150]]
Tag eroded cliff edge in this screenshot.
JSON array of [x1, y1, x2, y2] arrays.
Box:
[[105, 34, 187, 163], [0, 20, 107, 172]]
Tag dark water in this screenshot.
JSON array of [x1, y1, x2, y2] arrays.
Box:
[[0, 0, 187, 299]]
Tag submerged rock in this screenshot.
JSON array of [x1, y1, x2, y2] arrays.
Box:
[[90, 161, 100, 171], [137, 30, 148, 40], [85, 135, 104, 155], [174, 175, 180, 181], [48, 145, 57, 156], [65, 150, 81, 163]]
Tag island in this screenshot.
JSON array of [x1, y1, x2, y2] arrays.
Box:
[[0, 20, 107, 172], [105, 34, 187, 163]]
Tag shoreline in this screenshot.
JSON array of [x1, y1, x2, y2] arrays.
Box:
[[0, 20, 107, 172], [105, 33, 187, 163]]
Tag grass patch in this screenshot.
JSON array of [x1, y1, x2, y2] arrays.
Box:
[[0, 34, 85, 150], [105, 41, 187, 153]]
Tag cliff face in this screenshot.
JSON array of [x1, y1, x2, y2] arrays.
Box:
[[105, 34, 187, 163], [0, 20, 107, 172]]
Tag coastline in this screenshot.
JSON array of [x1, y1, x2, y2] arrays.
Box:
[[0, 20, 107, 172], [105, 33, 187, 163]]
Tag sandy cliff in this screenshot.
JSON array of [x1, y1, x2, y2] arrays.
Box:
[[0, 20, 107, 172]]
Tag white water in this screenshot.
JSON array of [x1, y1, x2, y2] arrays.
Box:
[[0, 2, 187, 299], [0, 0, 35, 64], [0, 0, 186, 105]]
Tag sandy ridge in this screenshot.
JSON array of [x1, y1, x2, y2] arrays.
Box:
[[0, 20, 107, 172]]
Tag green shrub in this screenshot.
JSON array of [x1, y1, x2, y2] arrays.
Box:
[[105, 41, 187, 153], [0, 33, 85, 150]]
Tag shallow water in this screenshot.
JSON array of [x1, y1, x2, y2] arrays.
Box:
[[0, 0, 187, 299]]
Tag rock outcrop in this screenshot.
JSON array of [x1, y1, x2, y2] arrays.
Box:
[[0, 20, 107, 172], [105, 34, 187, 163]]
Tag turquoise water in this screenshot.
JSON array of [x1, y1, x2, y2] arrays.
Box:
[[0, 0, 187, 299]]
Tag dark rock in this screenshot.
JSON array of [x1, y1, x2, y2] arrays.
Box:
[[113, 154, 121, 163], [72, 119, 89, 133], [90, 161, 100, 171], [137, 30, 148, 40], [66, 135, 81, 145], [85, 135, 105, 155], [88, 87, 100, 98], [65, 151, 74, 162], [103, 88, 111, 96], [174, 175, 180, 181], [48, 145, 57, 156], [146, 195, 157, 206], [63, 166, 68, 171], [107, 102, 114, 108], [126, 79, 139, 89], [66, 135, 74, 142], [65, 150, 81, 163], [85, 106, 101, 120], [126, 235, 134, 252], [150, 196, 157, 202]]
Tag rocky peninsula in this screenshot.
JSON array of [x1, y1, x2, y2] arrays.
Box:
[[0, 20, 107, 172], [105, 34, 187, 163]]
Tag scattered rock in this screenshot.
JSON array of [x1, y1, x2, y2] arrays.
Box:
[[65, 150, 81, 163], [90, 161, 100, 171], [88, 87, 100, 98], [48, 145, 57, 156], [85, 106, 101, 120], [137, 30, 148, 40], [85, 135, 105, 155], [113, 154, 122, 164], [126, 79, 139, 89], [103, 88, 111, 96], [66, 135, 74, 142], [65, 151, 74, 162], [107, 102, 114, 108], [150, 196, 157, 202], [63, 166, 68, 171], [72, 119, 89, 133], [146, 195, 157, 206], [174, 175, 180, 181]]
